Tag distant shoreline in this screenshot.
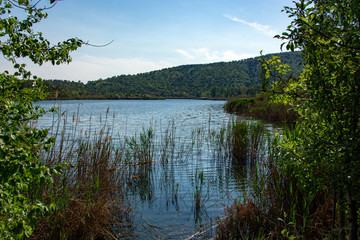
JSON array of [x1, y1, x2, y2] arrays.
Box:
[[43, 97, 230, 101]]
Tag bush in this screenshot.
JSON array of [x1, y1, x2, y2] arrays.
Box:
[[0, 75, 61, 238]]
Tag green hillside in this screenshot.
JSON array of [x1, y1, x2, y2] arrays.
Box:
[[44, 51, 303, 100]]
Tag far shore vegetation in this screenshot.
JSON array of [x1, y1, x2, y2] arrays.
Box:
[[41, 51, 303, 100], [224, 95, 298, 123]]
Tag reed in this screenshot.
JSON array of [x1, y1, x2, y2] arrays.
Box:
[[31, 105, 274, 239], [225, 97, 298, 123], [193, 168, 205, 211], [125, 127, 155, 165], [231, 119, 250, 163], [215, 136, 337, 239], [30, 109, 133, 239], [159, 121, 176, 165], [249, 120, 265, 162]]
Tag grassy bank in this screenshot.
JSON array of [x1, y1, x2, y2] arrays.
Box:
[[224, 97, 298, 123]]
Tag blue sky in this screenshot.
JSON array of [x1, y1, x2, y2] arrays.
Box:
[[1, 0, 293, 82]]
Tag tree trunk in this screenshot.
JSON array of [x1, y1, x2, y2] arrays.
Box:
[[339, 191, 346, 240], [348, 195, 358, 240]]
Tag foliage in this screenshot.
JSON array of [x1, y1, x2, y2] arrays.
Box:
[[0, 0, 82, 238], [224, 97, 255, 113], [43, 52, 303, 99], [260, 53, 292, 92], [0, 74, 59, 239], [262, 0, 360, 238], [224, 96, 298, 123], [0, 0, 82, 78]]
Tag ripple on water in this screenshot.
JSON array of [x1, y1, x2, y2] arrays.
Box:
[[36, 99, 263, 239]]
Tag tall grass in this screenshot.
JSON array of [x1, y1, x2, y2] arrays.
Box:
[[231, 120, 250, 163], [224, 97, 298, 123], [209, 119, 266, 165], [31, 105, 273, 239], [125, 127, 155, 165], [31, 110, 133, 239], [193, 168, 207, 212], [215, 135, 337, 239]]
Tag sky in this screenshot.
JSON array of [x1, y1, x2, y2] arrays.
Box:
[[1, 0, 293, 82]]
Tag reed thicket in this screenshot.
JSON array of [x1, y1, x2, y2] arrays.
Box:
[[31, 106, 276, 239], [31, 110, 133, 239], [224, 97, 298, 123], [215, 133, 338, 240]]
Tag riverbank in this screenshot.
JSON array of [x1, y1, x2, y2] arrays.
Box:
[[224, 96, 298, 124], [44, 96, 230, 101]]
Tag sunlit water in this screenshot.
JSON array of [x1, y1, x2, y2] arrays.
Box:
[[36, 99, 271, 239]]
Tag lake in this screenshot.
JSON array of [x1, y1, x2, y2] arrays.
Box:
[[36, 99, 268, 239]]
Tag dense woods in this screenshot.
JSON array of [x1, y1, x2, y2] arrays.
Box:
[[43, 52, 303, 99]]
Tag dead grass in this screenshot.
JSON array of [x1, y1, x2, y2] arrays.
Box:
[[29, 112, 133, 239]]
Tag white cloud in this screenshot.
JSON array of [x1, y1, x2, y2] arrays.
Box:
[[0, 55, 171, 82], [175, 48, 254, 63], [0, 49, 256, 83], [224, 14, 277, 37], [175, 49, 196, 60]]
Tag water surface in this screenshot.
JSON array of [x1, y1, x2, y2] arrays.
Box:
[[37, 99, 261, 239]]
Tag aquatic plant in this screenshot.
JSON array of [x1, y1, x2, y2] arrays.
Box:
[[231, 119, 250, 163], [249, 120, 265, 162], [224, 96, 297, 123], [125, 127, 155, 165], [215, 136, 337, 239], [193, 168, 205, 211], [32, 103, 273, 239], [31, 109, 133, 239]]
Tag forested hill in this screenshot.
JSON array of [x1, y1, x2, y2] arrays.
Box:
[[44, 51, 303, 100]]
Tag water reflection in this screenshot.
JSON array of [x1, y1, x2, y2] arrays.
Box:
[[36, 99, 267, 239]]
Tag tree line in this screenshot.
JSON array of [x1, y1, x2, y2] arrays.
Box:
[[43, 52, 303, 100]]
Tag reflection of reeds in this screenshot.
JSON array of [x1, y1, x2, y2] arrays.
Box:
[[192, 168, 211, 228]]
